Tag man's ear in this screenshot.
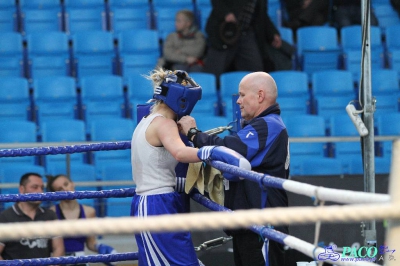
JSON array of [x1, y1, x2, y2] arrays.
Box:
[[258, 90, 264, 102]]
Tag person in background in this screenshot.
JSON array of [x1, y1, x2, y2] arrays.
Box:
[[0, 172, 65, 260], [332, 0, 378, 30], [130, 68, 251, 266], [47, 174, 117, 265], [158, 9, 206, 73], [203, 0, 283, 82], [282, 0, 330, 30], [179, 72, 290, 266]]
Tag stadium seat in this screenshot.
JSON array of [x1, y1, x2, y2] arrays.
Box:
[[26, 31, 70, 79], [63, 0, 106, 33], [90, 118, 134, 167], [284, 114, 327, 158], [290, 157, 344, 176], [117, 29, 160, 79], [376, 113, 400, 162], [33, 76, 77, 125], [72, 31, 116, 77], [270, 70, 310, 115], [268, 0, 282, 27], [0, 120, 37, 165], [0, 77, 31, 121], [20, 9, 62, 35], [126, 73, 154, 123], [80, 75, 125, 127], [41, 119, 87, 169], [278, 27, 294, 45], [312, 70, 356, 124], [99, 162, 133, 190], [371, 69, 400, 116], [373, 4, 400, 32], [0, 4, 17, 32], [0, 32, 24, 77], [385, 24, 400, 78], [296, 26, 341, 77], [196, 4, 211, 32], [340, 25, 385, 82], [105, 197, 132, 217], [188, 72, 219, 116], [219, 71, 252, 117], [0, 164, 46, 196], [195, 115, 233, 138], [108, 0, 151, 32]]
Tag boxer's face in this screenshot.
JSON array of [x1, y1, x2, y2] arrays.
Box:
[[51, 175, 75, 192]]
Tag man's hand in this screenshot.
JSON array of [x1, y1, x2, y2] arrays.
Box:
[[178, 116, 197, 136]]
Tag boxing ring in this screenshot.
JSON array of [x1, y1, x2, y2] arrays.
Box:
[[0, 139, 398, 266]]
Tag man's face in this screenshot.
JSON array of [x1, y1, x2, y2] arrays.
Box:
[[236, 84, 258, 121], [19, 175, 44, 205]]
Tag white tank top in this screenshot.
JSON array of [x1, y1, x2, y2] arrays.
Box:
[[131, 113, 178, 194]]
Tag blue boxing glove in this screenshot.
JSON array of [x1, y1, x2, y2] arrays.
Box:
[[96, 243, 117, 266], [197, 146, 251, 181]]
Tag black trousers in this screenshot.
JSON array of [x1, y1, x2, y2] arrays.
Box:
[[232, 231, 286, 266], [203, 29, 264, 82]]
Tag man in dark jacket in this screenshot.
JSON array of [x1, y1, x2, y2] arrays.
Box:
[[203, 0, 282, 81], [179, 72, 290, 266]]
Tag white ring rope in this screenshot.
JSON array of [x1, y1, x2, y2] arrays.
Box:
[[0, 203, 398, 241]]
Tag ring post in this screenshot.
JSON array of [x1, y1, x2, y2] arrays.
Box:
[[385, 139, 400, 265]]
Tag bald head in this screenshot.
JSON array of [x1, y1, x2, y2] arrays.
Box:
[[236, 72, 278, 121], [240, 72, 277, 104]]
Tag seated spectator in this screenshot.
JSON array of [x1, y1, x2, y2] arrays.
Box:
[[332, 0, 378, 30], [0, 172, 65, 260], [283, 0, 330, 30], [47, 174, 117, 265], [158, 10, 206, 73]]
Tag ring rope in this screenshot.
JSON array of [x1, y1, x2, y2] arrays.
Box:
[[0, 202, 398, 242], [0, 188, 136, 202], [0, 253, 138, 266]]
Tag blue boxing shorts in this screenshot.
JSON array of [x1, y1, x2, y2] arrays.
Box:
[[131, 191, 199, 266]]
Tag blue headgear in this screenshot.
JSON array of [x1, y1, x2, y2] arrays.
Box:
[[153, 70, 202, 118]]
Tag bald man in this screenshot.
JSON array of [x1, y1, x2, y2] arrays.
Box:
[[179, 72, 289, 266]]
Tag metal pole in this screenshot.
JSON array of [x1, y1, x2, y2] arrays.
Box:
[[361, 0, 376, 248]]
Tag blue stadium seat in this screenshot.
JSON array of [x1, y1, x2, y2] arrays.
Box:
[[90, 118, 134, 167], [284, 114, 327, 158], [0, 120, 37, 165], [385, 24, 400, 78], [195, 115, 233, 138], [270, 70, 310, 115], [126, 73, 154, 123], [19, 0, 61, 10], [0, 77, 31, 121], [0, 32, 24, 77], [26, 31, 70, 79], [41, 119, 87, 169], [376, 113, 400, 162], [290, 157, 344, 176], [219, 71, 252, 117], [72, 31, 115, 77], [105, 197, 132, 217], [278, 27, 294, 45], [80, 75, 125, 127], [196, 4, 211, 32], [99, 162, 133, 190], [340, 25, 385, 82], [188, 72, 219, 116], [108, 0, 151, 32], [372, 69, 400, 116], [0, 7, 17, 32], [20, 9, 62, 35], [268, 0, 282, 27], [373, 4, 400, 32], [0, 164, 46, 196], [296, 26, 341, 77], [64, 0, 106, 33], [33, 76, 77, 125], [117, 29, 160, 79]]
